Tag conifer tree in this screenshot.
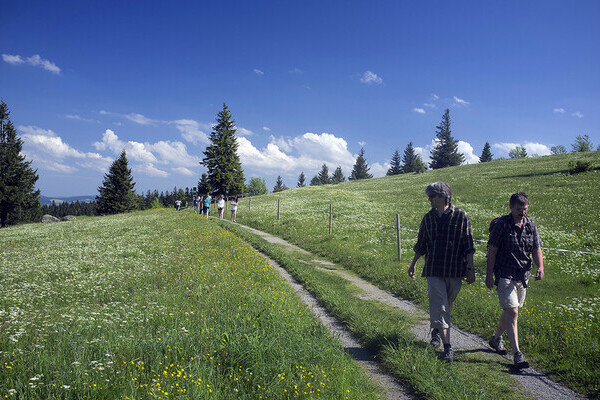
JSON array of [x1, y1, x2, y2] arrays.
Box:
[[386, 149, 403, 176], [349, 148, 373, 180], [201, 103, 245, 196], [273, 176, 288, 192], [401, 142, 426, 173], [96, 150, 137, 215], [197, 173, 212, 195], [479, 142, 493, 162], [572, 134, 593, 152], [317, 163, 330, 185], [429, 109, 464, 169], [331, 166, 345, 184], [310, 175, 320, 186], [0, 100, 41, 227], [509, 145, 527, 159], [297, 171, 306, 187]]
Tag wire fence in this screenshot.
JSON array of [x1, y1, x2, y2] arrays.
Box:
[[242, 199, 600, 258]]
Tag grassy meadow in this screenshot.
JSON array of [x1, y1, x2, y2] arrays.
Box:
[[0, 210, 384, 399], [232, 151, 600, 398]]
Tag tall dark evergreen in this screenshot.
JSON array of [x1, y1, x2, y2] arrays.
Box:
[[96, 150, 137, 215], [479, 142, 493, 163], [386, 149, 403, 176], [297, 171, 306, 187], [429, 109, 464, 169], [0, 100, 41, 227], [317, 163, 330, 185], [331, 166, 345, 184], [273, 176, 287, 192], [201, 103, 245, 196], [401, 142, 426, 173], [197, 173, 212, 195], [349, 148, 373, 180]]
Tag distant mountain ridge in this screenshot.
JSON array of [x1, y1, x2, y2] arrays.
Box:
[[40, 195, 96, 205]]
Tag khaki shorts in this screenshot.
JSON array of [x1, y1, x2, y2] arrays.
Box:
[[497, 278, 527, 309]]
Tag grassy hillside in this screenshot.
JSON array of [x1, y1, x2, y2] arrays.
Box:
[[233, 151, 600, 397]]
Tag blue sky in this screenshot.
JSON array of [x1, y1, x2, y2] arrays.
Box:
[[2, 1, 599, 196]]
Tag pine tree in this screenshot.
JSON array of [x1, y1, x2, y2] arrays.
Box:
[[0, 100, 41, 227], [197, 173, 212, 195], [429, 109, 464, 169], [273, 176, 288, 192], [201, 103, 245, 196], [386, 149, 403, 176], [297, 171, 306, 187], [310, 175, 320, 186], [96, 150, 137, 215], [317, 163, 330, 185], [331, 166, 345, 184], [401, 142, 426, 173], [479, 142, 493, 162], [572, 134, 593, 152], [349, 148, 373, 180]]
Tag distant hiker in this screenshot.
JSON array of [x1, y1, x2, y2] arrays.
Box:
[[175, 199, 182, 211], [217, 194, 225, 220], [486, 191, 544, 370], [230, 196, 238, 222], [408, 182, 475, 362], [203, 193, 211, 218], [194, 195, 201, 213]]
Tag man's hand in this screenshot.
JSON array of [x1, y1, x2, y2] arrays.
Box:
[[407, 265, 416, 279], [535, 267, 544, 280], [466, 269, 475, 284], [485, 273, 495, 289]]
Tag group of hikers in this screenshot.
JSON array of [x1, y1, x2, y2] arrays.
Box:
[[186, 193, 239, 222], [409, 182, 544, 369]]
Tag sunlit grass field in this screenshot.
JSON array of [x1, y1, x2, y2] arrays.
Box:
[[0, 210, 383, 399], [234, 151, 600, 398]]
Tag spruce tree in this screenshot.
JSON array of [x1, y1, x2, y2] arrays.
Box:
[[386, 149, 403, 176], [331, 166, 345, 184], [401, 142, 426, 173], [297, 171, 306, 187], [429, 109, 464, 169], [349, 148, 373, 180], [479, 142, 493, 162], [0, 100, 41, 227], [317, 163, 330, 185], [96, 150, 137, 215], [273, 176, 287, 192], [310, 175, 320, 186], [197, 173, 212, 195], [201, 103, 245, 196]]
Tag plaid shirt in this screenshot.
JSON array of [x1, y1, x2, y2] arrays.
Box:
[[488, 214, 542, 286], [413, 204, 475, 278]]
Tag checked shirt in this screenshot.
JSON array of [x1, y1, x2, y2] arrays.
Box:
[[413, 204, 475, 278]]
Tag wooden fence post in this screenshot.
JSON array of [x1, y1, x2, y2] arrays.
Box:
[[329, 203, 333, 235], [396, 214, 401, 261], [249, 198, 251, 212], [277, 199, 280, 220]]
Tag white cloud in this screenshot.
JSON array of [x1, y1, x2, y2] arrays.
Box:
[[237, 127, 254, 136], [172, 119, 210, 145], [3, 54, 60, 74], [493, 142, 552, 157], [253, 69, 264, 75], [572, 111, 584, 118], [93, 129, 157, 163], [413, 108, 426, 114], [262, 126, 271, 132], [172, 167, 194, 176], [360, 70, 383, 85], [65, 114, 98, 123], [289, 67, 303, 74], [424, 103, 437, 109], [369, 162, 388, 177], [269, 136, 294, 152], [358, 141, 367, 147], [147, 140, 201, 167], [125, 113, 158, 125], [453, 96, 470, 106], [135, 163, 169, 178], [457, 141, 479, 164], [553, 108, 565, 114], [432, 94, 440, 100]]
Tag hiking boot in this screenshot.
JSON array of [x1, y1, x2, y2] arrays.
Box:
[[430, 329, 442, 348], [442, 346, 454, 362], [513, 351, 529, 369], [489, 335, 508, 355]]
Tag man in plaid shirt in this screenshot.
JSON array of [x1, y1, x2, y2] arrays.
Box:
[[486, 191, 544, 369], [408, 182, 475, 362]]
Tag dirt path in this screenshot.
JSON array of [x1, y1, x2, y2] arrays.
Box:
[[238, 224, 585, 400]]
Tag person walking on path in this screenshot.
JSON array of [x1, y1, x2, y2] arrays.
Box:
[[486, 191, 544, 370], [203, 193, 211, 218], [230, 196, 238, 222], [217, 194, 225, 220], [175, 199, 182, 211], [408, 182, 476, 362], [194, 195, 200, 213]]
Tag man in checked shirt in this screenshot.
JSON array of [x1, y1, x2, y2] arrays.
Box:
[[486, 191, 544, 370], [408, 182, 476, 362]]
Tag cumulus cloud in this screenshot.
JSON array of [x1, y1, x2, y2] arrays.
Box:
[[93, 129, 157, 163], [457, 141, 479, 164], [413, 108, 426, 114], [253, 69, 265, 75], [360, 70, 383, 85], [172, 119, 210, 145], [172, 167, 194, 176], [3, 54, 61, 74], [147, 140, 201, 167], [135, 163, 169, 178], [493, 142, 552, 157]]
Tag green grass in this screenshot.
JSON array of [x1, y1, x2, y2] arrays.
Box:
[[0, 209, 384, 399], [232, 151, 600, 398]]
